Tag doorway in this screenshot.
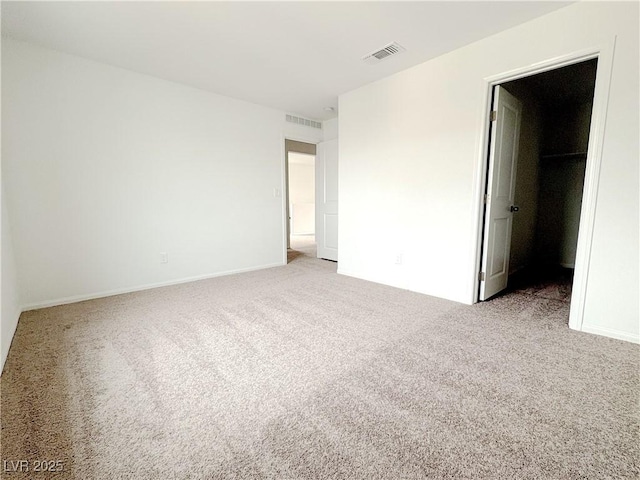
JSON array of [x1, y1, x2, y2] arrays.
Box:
[[478, 58, 598, 315], [284, 139, 316, 262]]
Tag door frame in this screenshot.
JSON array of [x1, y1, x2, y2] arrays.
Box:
[[470, 39, 616, 333], [281, 134, 318, 265]]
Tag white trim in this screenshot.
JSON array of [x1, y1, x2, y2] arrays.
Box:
[[580, 325, 639, 344], [21, 262, 283, 311], [567, 39, 616, 332], [470, 40, 616, 337]]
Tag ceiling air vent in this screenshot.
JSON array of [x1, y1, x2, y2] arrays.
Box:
[[286, 114, 322, 129], [362, 42, 406, 65]]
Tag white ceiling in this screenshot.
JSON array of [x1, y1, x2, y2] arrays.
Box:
[[1, 1, 571, 121]]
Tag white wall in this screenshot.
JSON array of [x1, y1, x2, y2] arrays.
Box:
[[338, 2, 639, 342], [1, 36, 23, 372], [323, 117, 338, 142], [2, 38, 323, 309], [288, 155, 315, 235], [1, 184, 22, 371], [289, 162, 315, 205]]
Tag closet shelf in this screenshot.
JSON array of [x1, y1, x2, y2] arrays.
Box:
[[540, 152, 587, 160]]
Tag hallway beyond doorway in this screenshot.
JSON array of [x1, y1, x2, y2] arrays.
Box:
[[288, 234, 316, 263]]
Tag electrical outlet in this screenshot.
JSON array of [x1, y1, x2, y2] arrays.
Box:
[[395, 253, 403, 265], [160, 252, 168, 264]]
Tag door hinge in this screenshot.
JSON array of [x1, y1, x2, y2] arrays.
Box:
[[490, 110, 497, 122], [479, 271, 485, 282], [483, 194, 488, 204]]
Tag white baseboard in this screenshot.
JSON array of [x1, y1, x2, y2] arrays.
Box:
[[577, 324, 639, 344], [22, 262, 285, 312]]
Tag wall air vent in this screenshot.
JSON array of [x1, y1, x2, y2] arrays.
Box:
[[362, 42, 406, 64], [286, 114, 322, 129]]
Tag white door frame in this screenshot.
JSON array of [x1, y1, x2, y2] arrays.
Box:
[[281, 134, 318, 265], [470, 38, 616, 333]]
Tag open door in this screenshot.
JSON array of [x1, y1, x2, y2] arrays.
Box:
[[315, 139, 338, 261], [479, 86, 523, 300]]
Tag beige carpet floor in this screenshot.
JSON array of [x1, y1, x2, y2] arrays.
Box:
[[1, 237, 638, 479]]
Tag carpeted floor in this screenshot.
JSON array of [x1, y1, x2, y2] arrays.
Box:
[[1, 237, 638, 479], [507, 266, 575, 303]]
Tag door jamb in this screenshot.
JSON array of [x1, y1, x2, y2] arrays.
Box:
[[470, 39, 616, 333]]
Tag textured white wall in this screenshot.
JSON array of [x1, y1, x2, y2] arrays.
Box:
[[2, 38, 324, 308], [338, 2, 639, 341]]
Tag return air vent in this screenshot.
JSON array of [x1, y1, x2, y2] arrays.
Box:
[[362, 42, 406, 64], [286, 114, 322, 129]]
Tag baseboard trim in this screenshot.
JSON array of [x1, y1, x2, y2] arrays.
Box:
[[22, 262, 285, 311], [578, 324, 639, 344]]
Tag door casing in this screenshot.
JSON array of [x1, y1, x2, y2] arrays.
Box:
[[470, 39, 616, 333]]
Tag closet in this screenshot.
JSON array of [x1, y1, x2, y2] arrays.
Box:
[[502, 59, 597, 299]]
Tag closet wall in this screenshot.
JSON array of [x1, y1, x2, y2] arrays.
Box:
[[535, 100, 592, 268], [506, 59, 596, 274]]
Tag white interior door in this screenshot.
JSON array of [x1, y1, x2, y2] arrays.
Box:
[[315, 139, 338, 261], [479, 86, 523, 300]]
